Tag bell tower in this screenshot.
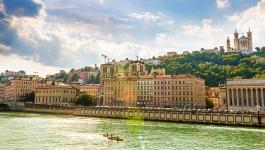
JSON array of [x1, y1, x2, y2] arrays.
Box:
[[227, 36, 231, 52], [247, 28, 253, 51], [234, 28, 239, 51]]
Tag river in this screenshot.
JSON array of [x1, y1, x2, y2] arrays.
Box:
[[0, 112, 265, 150]]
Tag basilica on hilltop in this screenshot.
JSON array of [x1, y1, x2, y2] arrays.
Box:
[[226, 29, 253, 53]]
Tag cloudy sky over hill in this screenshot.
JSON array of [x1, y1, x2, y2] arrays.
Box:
[[0, 0, 264, 76]]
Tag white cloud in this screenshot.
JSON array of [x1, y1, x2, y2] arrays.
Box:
[[181, 19, 224, 39], [0, 44, 11, 52], [216, 0, 230, 9], [227, 0, 265, 47], [128, 11, 175, 27], [99, 0, 104, 4], [0, 54, 65, 77], [227, 14, 240, 22], [180, 19, 225, 49], [128, 12, 160, 22], [8, 10, 164, 68]]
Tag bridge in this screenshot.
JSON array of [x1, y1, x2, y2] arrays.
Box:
[[0, 100, 18, 111]]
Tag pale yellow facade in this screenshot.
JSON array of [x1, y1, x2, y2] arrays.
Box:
[[100, 61, 206, 108], [80, 84, 100, 97], [35, 85, 78, 106]]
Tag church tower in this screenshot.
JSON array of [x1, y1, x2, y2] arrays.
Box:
[[234, 28, 239, 51], [226, 36, 231, 52], [247, 28, 253, 51]]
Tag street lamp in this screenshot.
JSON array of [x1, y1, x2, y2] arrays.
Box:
[[256, 105, 261, 127]]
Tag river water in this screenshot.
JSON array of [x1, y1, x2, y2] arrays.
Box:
[[0, 112, 265, 150]]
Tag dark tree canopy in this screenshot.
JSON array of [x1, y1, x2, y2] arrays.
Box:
[[22, 91, 35, 102], [75, 94, 93, 106], [86, 74, 100, 84]]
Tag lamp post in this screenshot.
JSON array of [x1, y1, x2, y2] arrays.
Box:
[[256, 105, 261, 127]]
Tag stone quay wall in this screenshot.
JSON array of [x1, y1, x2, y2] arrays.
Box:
[[24, 104, 74, 114], [22, 104, 265, 127], [74, 107, 265, 127]]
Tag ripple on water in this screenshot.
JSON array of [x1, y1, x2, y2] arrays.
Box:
[[1, 112, 265, 150]]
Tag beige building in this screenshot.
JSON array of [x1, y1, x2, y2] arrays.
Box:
[[137, 76, 154, 107], [205, 87, 224, 109], [35, 84, 79, 106], [226, 79, 265, 111], [0, 84, 4, 100], [0, 77, 39, 101], [80, 84, 100, 97], [100, 61, 206, 108], [152, 75, 205, 108]]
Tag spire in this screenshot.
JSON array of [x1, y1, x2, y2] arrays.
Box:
[[248, 26, 251, 32], [235, 28, 237, 33]]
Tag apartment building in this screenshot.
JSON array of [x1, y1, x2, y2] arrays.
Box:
[[100, 60, 206, 108], [35, 84, 79, 106], [80, 84, 100, 97]]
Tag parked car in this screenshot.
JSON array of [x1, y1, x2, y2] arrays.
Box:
[[229, 110, 235, 113], [207, 109, 213, 112]]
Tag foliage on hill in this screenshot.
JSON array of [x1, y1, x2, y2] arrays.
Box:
[[146, 50, 265, 87], [86, 74, 100, 84]]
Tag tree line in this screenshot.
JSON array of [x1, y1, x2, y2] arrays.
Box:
[[146, 50, 265, 87]]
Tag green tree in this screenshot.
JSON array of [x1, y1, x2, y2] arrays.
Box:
[[22, 91, 35, 102], [86, 74, 100, 84], [255, 47, 261, 51], [205, 97, 214, 109], [146, 50, 265, 87], [75, 94, 93, 106], [71, 74, 79, 82], [261, 47, 265, 52]]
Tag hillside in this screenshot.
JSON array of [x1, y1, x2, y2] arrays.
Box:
[[146, 50, 265, 87]]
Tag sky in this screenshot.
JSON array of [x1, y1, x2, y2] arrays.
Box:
[[0, 0, 264, 77]]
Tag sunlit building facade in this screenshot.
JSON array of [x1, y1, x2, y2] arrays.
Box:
[[80, 84, 100, 97], [0, 77, 40, 101], [35, 84, 79, 106], [100, 60, 206, 108]]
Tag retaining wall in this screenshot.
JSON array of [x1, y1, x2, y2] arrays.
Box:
[[22, 104, 265, 127], [74, 107, 265, 127]]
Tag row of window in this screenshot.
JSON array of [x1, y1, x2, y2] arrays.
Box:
[[137, 86, 193, 90], [137, 96, 194, 101], [13, 81, 36, 85], [137, 91, 193, 95], [137, 80, 194, 85], [35, 96, 75, 103], [36, 89, 76, 94]]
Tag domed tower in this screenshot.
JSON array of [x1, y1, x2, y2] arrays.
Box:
[[247, 28, 253, 51]]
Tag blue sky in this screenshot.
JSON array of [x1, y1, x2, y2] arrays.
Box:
[[0, 0, 264, 76]]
